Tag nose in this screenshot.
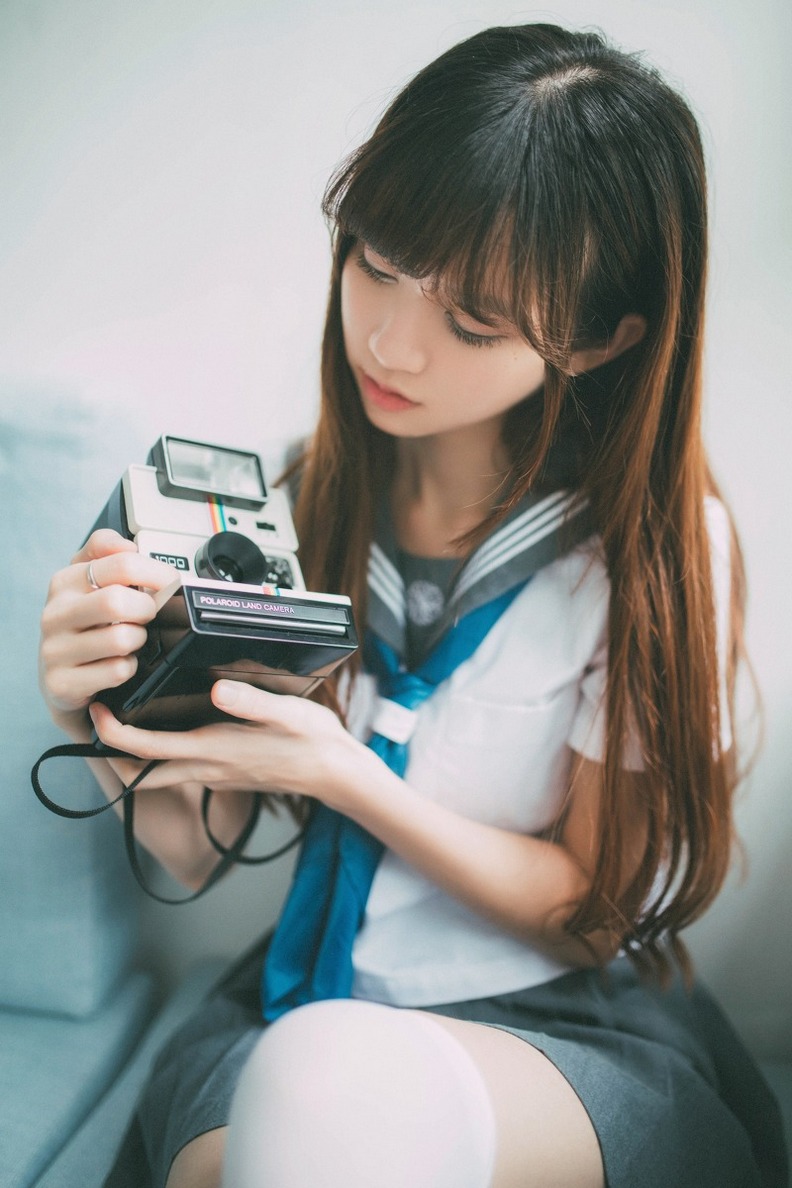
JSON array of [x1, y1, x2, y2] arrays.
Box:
[[368, 298, 428, 375]]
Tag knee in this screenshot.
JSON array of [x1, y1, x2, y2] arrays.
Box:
[[223, 1001, 499, 1188], [224, 1000, 411, 1183], [232, 999, 402, 1113]]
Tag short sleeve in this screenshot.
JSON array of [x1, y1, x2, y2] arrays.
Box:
[[566, 496, 733, 770]]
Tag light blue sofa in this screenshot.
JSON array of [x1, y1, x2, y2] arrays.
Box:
[[2, 391, 789, 1185], [0, 392, 224, 1186]]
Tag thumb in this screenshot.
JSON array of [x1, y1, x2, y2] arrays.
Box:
[[212, 680, 282, 722]]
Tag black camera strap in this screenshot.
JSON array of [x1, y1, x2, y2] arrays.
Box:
[[120, 780, 264, 905], [200, 788, 305, 866], [31, 743, 303, 904], [31, 742, 154, 817]]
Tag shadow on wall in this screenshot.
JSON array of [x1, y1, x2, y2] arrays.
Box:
[[688, 692, 792, 1060]]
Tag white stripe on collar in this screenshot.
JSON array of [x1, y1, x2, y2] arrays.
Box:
[[369, 543, 406, 627], [453, 491, 583, 601]]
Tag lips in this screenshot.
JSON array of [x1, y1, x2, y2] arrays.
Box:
[[359, 371, 419, 412]]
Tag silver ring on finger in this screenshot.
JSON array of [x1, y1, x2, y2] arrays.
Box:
[[86, 561, 101, 591]]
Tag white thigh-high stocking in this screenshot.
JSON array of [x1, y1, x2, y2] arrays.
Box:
[[222, 999, 497, 1188]]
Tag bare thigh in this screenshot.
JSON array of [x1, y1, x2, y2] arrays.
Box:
[[425, 1012, 605, 1188], [166, 1127, 226, 1188]]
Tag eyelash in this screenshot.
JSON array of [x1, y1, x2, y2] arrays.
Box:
[[354, 247, 502, 350], [444, 313, 500, 350], [355, 250, 393, 285]]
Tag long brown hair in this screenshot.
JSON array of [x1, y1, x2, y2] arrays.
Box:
[[291, 24, 748, 979]]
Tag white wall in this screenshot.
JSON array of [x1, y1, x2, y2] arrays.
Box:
[[2, 0, 789, 1057]]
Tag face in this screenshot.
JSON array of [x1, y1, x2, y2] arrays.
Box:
[[340, 242, 546, 441]]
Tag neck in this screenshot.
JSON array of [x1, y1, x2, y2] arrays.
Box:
[[391, 419, 509, 557]]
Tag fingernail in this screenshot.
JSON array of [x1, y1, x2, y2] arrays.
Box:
[[214, 680, 239, 708]]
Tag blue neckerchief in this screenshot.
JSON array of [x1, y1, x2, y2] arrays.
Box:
[[260, 582, 527, 1021], [261, 481, 592, 1021]]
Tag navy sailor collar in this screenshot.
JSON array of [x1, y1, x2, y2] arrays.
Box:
[[367, 485, 594, 660]]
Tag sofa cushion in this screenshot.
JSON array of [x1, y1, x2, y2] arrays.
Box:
[[0, 389, 148, 1015], [0, 971, 155, 1188], [33, 960, 227, 1188]]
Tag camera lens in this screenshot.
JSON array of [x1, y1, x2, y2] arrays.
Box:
[[194, 532, 268, 584]]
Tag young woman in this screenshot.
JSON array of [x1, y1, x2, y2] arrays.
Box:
[[38, 22, 787, 1188]]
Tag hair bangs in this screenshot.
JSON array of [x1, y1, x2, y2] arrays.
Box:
[[323, 105, 554, 355]]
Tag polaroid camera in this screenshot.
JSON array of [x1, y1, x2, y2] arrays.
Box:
[[89, 435, 358, 731]]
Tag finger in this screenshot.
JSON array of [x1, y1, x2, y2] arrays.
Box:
[[42, 583, 161, 638], [71, 529, 138, 566], [79, 549, 179, 595], [88, 702, 206, 763], [107, 757, 203, 792], [49, 551, 177, 607], [105, 754, 157, 790], [44, 621, 148, 667], [211, 680, 293, 725], [45, 655, 141, 709], [86, 734, 151, 787]]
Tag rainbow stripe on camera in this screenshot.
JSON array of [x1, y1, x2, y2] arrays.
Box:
[[207, 497, 227, 533]]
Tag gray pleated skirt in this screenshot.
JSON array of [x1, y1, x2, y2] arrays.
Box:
[[106, 935, 788, 1188]]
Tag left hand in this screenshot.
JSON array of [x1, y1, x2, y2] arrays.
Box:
[[88, 680, 356, 801]]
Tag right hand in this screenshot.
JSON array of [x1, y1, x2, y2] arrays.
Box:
[[39, 529, 178, 735]]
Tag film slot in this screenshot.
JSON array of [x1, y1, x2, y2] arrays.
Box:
[[197, 610, 349, 636]]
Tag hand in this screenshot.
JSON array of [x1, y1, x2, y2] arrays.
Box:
[[88, 679, 362, 804], [39, 529, 178, 733]]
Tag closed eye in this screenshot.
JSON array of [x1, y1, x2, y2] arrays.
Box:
[[355, 246, 396, 284], [445, 311, 504, 349], [356, 242, 505, 348]]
